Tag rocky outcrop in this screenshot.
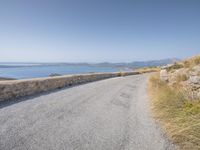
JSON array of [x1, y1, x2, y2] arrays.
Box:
[[160, 63, 200, 99], [186, 66, 200, 98]]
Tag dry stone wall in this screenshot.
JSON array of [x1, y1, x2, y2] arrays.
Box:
[[0, 72, 139, 102]]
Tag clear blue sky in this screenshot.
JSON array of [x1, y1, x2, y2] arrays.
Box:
[[0, 0, 199, 62]]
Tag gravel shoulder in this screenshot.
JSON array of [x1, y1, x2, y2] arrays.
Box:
[[0, 74, 175, 150]]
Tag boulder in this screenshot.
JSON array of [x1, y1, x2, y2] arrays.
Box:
[[189, 76, 200, 84], [160, 69, 168, 82], [189, 65, 200, 76], [167, 68, 189, 85]]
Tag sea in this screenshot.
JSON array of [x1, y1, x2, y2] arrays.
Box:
[[0, 63, 122, 79]]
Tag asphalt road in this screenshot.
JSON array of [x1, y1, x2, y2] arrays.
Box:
[[0, 74, 175, 150]]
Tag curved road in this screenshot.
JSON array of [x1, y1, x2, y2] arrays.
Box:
[[0, 74, 175, 150]]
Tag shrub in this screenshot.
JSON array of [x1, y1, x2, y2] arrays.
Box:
[[166, 62, 184, 72], [49, 73, 62, 77], [117, 72, 125, 77]]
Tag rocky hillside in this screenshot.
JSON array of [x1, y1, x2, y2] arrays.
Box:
[[150, 55, 200, 149], [160, 55, 200, 99]]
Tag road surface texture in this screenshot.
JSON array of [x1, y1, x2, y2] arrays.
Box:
[[0, 74, 175, 150]]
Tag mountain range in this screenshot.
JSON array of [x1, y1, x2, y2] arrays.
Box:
[[0, 58, 179, 69]]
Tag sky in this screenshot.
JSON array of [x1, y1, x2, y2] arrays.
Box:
[[0, 0, 200, 63]]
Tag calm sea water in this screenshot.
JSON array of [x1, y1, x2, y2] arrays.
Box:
[[0, 65, 120, 79]]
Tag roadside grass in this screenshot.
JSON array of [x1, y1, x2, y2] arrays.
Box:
[[135, 66, 160, 74], [148, 73, 200, 150], [117, 72, 126, 77]]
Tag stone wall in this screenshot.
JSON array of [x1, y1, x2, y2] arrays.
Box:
[[0, 72, 139, 102]]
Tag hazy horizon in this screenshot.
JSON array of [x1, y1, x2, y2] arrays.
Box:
[[0, 0, 200, 62], [0, 55, 195, 63], [0, 57, 179, 64]]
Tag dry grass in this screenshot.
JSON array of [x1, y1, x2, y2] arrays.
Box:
[[135, 67, 160, 74], [183, 55, 200, 69], [148, 73, 200, 150], [176, 74, 188, 83], [165, 55, 200, 73], [117, 72, 125, 77], [166, 63, 184, 72]]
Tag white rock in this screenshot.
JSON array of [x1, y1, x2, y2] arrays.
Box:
[[160, 70, 168, 81], [189, 65, 200, 76], [189, 76, 200, 84]]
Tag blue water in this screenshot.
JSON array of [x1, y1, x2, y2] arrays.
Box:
[[0, 65, 120, 79]]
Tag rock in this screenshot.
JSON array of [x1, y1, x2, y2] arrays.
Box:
[[167, 68, 189, 85], [189, 76, 200, 84], [189, 65, 200, 76], [163, 62, 200, 99], [160, 69, 168, 82], [193, 65, 200, 72]]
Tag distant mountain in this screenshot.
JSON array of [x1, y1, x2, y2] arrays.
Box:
[[90, 58, 179, 69], [0, 58, 179, 69]]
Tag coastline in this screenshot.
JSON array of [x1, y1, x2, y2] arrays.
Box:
[[0, 77, 16, 81]]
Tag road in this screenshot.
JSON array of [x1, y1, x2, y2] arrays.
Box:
[[0, 74, 175, 150]]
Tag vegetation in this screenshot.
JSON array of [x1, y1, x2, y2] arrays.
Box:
[[135, 66, 160, 74], [49, 73, 62, 77], [165, 55, 200, 74], [183, 55, 200, 69], [117, 72, 125, 77], [149, 73, 200, 150], [194, 56, 200, 65], [166, 62, 184, 72], [176, 74, 188, 83]]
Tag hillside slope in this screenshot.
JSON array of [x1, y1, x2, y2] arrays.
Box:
[[149, 55, 200, 150]]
